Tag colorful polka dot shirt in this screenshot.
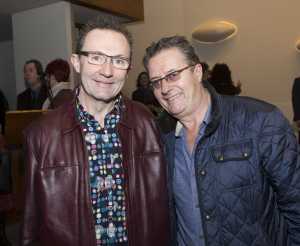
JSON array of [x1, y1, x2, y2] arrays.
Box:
[[76, 96, 128, 245]]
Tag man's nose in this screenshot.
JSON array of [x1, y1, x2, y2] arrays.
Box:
[[160, 79, 169, 94], [99, 58, 113, 77]]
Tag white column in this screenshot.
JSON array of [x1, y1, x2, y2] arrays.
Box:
[[12, 1, 74, 95]]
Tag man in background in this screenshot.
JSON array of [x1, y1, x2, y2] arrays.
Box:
[[17, 59, 47, 110]]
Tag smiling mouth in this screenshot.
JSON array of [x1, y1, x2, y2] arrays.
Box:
[[93, 79, 114, 84]]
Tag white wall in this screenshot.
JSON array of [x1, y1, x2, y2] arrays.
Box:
[[125, 0, 185, 97], [183, 0, 300, 120], [0, 41, 16, 109], [127, 0, 300, 121], [12, 1, 73, 94]]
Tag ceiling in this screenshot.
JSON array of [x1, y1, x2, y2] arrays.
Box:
[[0, 0, 128, 41]]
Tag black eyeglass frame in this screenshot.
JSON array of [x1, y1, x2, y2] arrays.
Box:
[[149, 64, 196, 89]]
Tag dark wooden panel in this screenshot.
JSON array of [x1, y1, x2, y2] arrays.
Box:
[[71, 0, 144, 21]]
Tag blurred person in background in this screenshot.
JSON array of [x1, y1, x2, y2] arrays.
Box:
[[209, 63, 241, 95], [0, 89, 8, 133], [131, 71, 162, 115], [17, 59, 47, 110], [42, 58, 73, 109], [292, 76, 300, 143]]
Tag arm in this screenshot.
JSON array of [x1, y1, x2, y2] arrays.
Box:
[[259, 108, 300, 245]]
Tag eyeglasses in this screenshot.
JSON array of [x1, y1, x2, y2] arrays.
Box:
[[149, 64, 195, 89], [79, 51, 130, 70]]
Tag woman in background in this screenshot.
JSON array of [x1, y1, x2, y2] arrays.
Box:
[[42, 59, 73, 109], [132, 71, 161, 115], [209, 63, 241, 95]]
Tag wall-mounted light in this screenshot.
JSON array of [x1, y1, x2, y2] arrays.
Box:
[[296, 39, 300, 52], [192, 20, 238, 44]]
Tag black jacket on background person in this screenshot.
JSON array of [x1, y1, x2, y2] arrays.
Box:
[[292, 77, 300, 143], [0, 89, 8, 133], [292, 77, 300, 121], [17, 85, 48, 110]]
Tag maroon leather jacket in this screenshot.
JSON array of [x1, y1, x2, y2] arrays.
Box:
[[21, 97, 170, 246]]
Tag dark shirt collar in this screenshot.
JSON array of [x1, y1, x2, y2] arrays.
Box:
[[75, 88, 123, 124]]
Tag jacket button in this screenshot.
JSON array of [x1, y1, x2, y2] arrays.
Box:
[[199, 170, 206, 176], [205, 214, 211, 220]]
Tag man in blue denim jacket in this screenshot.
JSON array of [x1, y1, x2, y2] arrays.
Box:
[[143, 35, 300, 246]]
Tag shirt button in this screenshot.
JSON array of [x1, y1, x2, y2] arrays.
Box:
[[205, 214, 211, 220], [199, 170, 206, 176], [243, 152, 248, 157], [219, 155, 224, 161]]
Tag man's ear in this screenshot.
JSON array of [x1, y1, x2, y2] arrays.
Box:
[[70, 54, 80, 73], [194, 63, 203, 79], [194, 63, 203, 73]]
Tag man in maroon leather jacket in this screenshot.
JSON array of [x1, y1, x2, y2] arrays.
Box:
[[21, 17, 170, 246]]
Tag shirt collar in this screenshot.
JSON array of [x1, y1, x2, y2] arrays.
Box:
[[76, 88, 123, 123], [175, 103, 212, 137]]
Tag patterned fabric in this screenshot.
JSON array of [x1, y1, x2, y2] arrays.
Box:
[[77, 96, 128, 245]]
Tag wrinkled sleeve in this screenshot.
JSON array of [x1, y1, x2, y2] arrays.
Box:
[[20, 127, 41, 246], [259, 108, 300, 245]]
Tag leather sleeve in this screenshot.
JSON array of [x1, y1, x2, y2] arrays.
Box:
[[20, 125, 41, 246]]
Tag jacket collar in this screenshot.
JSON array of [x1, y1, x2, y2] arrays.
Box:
[[60, 94, 134, 134], [202, 81, 222, 137]]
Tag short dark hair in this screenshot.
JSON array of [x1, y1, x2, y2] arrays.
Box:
[[24, 59, 44, 78], [143, 35, 200, 72], [76, 16, 133, 60], [210, 63, 232, 84], [136, 71, 149, 87], [45, 59, 70, 82]]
